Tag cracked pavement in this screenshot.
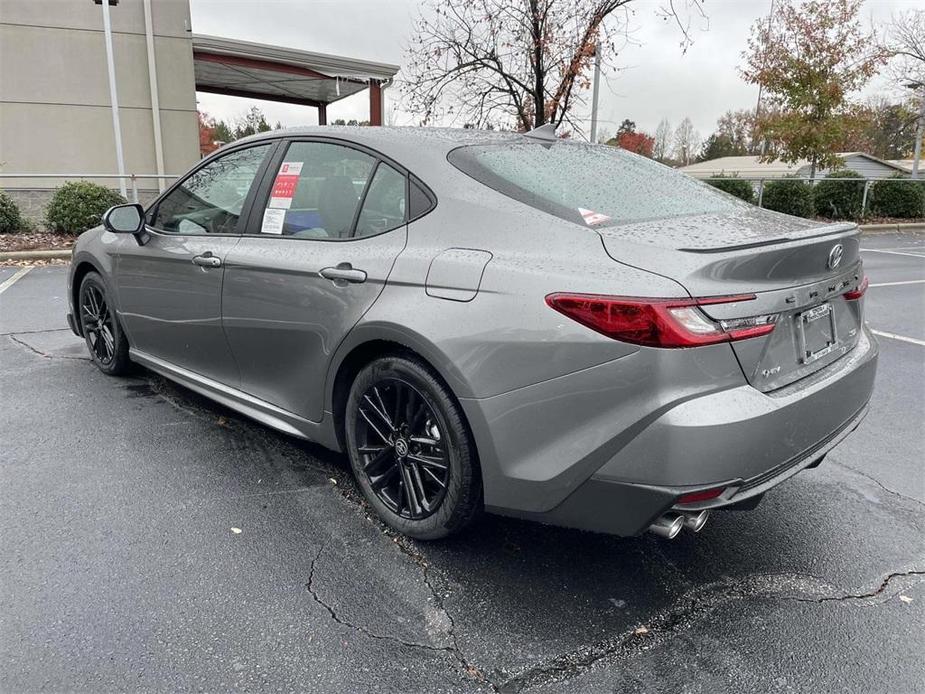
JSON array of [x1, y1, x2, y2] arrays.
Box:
[[1, 233, 923, 693]]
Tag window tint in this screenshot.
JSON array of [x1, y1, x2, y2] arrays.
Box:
[[258, 142, 375, 239], [408, 177, 436, 220], [355, 163, 406, 238], [448, 142, 745, 227], [151, 144, 271, 235]]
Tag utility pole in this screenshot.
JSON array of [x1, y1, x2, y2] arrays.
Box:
[[101, 0, 127, 197], [909, 82, 924, 180], [589, 47, 601, 144], [755, 0, 775, 156]]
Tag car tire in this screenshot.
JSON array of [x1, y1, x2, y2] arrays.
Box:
[[78, 271, 132, 376], [345, 354, 482, 540]]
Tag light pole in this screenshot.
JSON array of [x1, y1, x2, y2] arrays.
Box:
[[589, 46, 601, 144], [907, 81, 924, 180], [100, 0, 127, 197]]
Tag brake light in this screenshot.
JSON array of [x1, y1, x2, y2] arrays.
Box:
[[843, 276, 868, 301], [545, 293, 777, 348]]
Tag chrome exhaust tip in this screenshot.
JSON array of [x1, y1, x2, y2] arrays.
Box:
[[648, 513, 684, 539], [680, 510, 710, 533]]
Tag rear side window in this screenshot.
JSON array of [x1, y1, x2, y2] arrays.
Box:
[[355, 163, 406, 238], [448, 142, 745, 227], [258, 142, 375, 239], [409, 177, 436, 220]]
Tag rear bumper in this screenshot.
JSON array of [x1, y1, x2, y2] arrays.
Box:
[[478, 327, 878, 536], [513, 401, 867, 536]]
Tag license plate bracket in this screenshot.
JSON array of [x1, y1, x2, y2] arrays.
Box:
[[796, 302, 838, 365]]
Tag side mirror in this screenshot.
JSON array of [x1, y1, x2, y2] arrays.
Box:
[[102, 203, 145, 234]]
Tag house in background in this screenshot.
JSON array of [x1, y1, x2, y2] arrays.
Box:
[[887, 159, 924, 175], [679, 152, 911, 180]]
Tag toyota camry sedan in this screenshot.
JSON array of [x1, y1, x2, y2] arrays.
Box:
[[67, 125, 877, 540]]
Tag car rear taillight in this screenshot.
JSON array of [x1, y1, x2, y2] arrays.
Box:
[[545, 293, 777, 348], [843, 276, 869, 301]]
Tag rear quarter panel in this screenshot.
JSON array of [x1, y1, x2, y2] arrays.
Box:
[[346, 176, 698, 401]]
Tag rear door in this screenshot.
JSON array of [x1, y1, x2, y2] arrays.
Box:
[[221, 138, 410, 421], [113, 142, 275, 384]]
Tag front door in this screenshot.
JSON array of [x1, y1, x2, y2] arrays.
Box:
[[113, 143, 274, 385], [222, 139, 409, 421]]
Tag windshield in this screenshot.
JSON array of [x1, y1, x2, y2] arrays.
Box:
[[448, 141, 747, 227]]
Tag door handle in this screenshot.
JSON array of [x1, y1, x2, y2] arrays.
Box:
[[320, 264, 367, 284], [192, 253, 222, 268]]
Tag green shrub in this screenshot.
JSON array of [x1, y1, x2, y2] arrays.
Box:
[[761, 177, 814, 218], [813, 169, 864, 220], [0, 190, 26, 234], [870, 175, 925, 219], [44, 181, 126, 234], [705, 174, 755, 203]]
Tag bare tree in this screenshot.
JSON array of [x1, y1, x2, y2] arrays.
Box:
[[716, 109, 760, 154], [885, 9, 925, 87], [402, 0, 705, 132], [884, 9, 925, 176], [653, 117, 672, 161], [672, 117, 700, 165]]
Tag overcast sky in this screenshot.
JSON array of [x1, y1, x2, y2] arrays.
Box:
[[190, 0, 912, 141]]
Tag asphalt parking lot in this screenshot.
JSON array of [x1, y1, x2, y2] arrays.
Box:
[[1, 232, 923, 693]]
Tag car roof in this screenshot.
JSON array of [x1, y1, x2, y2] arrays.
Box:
[[237, 125, 521, 150], [231, 126, 534, 174]]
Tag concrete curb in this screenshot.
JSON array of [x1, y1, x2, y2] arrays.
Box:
[[0, 249, 72, 261], [859, 222, 925, 234]]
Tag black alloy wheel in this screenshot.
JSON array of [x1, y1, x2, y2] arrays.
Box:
[[354, 378, 451, 520], [79, 272, 131, 375], [345, 355, 482, 540], [81, 283, 116, 366]]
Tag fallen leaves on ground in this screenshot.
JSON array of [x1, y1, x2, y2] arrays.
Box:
[[0, 258, 69, 267], [0, 231, 76, 252]]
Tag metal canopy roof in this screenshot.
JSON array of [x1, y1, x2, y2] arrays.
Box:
[[192, 34, 400, 109]]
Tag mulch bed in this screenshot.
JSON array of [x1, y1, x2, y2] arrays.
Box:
[[858, 217, 925, 225], [0, 231, 76, 253]]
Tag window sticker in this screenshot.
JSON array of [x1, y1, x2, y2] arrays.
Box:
[[268, 161, 303, 209], [279, 161, 303, 176], [261, 208, 286, 235], [578, 207, 611, 226]]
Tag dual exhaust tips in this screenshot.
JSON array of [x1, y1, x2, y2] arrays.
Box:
[[649, 510, 710, 539]]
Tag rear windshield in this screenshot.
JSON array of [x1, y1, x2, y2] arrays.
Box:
[[448, 142, 746, 227]]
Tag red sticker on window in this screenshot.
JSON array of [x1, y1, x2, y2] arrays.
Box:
[[269, 174, 299, 209], [268, 162, 304, 209], [578, 207, 611, 226]]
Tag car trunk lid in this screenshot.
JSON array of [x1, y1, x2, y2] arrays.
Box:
[[595, 209, 865, 392]]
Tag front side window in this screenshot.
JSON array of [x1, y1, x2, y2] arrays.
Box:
[[448, 142, 746, 227], [258, 142, 376, 239], [150, 144, 271, 235]]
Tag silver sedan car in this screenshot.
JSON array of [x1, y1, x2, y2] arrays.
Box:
[[67, 126, 877, 540]]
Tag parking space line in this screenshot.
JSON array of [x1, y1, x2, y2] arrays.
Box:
[[871, 329, 925, 347], [870, 280, 925, 288], [861, 249, 925, 258], [0, 267, 31, 295]]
